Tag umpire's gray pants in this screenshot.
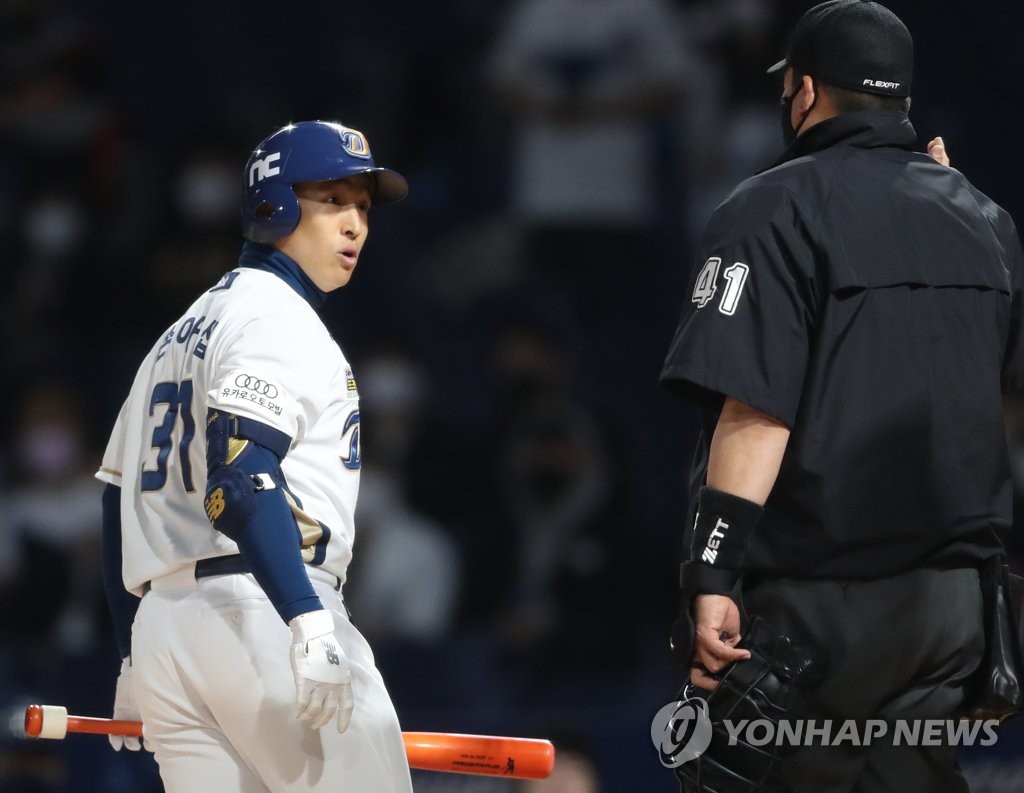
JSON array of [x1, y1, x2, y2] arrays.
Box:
[[743, 567, 985, 793]]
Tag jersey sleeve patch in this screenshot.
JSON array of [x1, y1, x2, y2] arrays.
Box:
[[217, 372, 284, 415], [211, 369, 297, 437]]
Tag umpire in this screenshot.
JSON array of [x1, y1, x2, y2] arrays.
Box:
[[660, 1, 1024, 791]]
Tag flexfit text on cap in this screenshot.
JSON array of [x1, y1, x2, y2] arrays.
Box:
[[767, 0, 913, 97]]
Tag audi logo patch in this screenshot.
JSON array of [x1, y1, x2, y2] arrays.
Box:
[[234, 374, 279, 398]]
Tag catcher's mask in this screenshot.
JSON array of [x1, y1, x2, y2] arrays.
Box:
[[674, 616, 824, 793]]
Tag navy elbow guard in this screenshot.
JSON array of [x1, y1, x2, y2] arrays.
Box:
[[204, 409, 290, 540], [204, 462, 266, 540]]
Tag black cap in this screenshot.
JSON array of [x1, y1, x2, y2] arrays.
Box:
[[767, 0, 913, 97]]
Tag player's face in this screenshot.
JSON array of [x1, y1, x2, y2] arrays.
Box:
[[278, 176, 373, 291]]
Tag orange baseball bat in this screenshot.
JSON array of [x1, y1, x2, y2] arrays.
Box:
[[24, 705, 553, 780]]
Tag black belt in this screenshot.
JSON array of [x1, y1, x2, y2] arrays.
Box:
[[197, 554, 342, 591], [195, 553, 252, 579], [144, 554, 341, 593]]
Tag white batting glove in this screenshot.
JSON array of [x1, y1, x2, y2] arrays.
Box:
[[110, 657, 150, 752], [288, 610, 354, 732]]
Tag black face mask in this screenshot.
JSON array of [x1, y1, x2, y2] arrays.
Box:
[[779, 80, 815, 148]]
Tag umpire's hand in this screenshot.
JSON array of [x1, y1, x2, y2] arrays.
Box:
[[927, 136, 950, 166], [690, 594, 751, 690]]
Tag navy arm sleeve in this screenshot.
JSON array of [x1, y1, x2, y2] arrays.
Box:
[[205, 412, 322, 623], [100, 484, 140, 660]]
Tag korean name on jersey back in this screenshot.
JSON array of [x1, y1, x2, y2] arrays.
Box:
[[156, 314, 220, 361]]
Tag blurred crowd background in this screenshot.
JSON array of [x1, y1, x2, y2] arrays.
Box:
[[2, 0, 1024, 791]]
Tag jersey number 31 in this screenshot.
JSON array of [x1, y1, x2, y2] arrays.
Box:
[[141, 380, 196, 493]]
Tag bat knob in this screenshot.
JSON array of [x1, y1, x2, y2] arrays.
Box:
[[23, 704, 69, 739], [24, 704, 42, 737]]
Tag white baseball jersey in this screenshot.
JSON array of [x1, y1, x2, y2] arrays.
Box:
[[97, 266, 360, 595]]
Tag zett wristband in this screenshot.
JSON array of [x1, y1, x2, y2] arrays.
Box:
[[689, 485, 764, 572]]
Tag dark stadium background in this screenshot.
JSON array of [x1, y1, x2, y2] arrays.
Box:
[[1, 1, 1022, 790]]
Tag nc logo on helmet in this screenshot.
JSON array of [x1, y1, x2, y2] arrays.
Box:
[[338, 128, 371, 159], [248, 152, 282, 186], [651, 697, 713, 768]]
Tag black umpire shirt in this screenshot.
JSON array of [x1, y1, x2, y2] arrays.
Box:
[[661, 110, 1024, 579]]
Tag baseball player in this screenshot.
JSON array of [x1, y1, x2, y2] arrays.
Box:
[[96, 121, 414, 793]]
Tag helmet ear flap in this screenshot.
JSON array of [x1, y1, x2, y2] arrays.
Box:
[[241, 182, 300, 243]]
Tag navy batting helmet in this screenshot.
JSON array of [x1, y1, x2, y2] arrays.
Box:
[[241, 120, 408, 243]]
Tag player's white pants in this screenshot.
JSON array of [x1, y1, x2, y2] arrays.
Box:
[[131, 567, 413, 793]]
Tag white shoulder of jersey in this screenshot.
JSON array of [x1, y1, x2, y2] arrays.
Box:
[[205, 269, 349, 444]]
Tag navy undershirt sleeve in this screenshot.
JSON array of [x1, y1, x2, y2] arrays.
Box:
[[100, 484, 140, 660], [223, 441, 323, 623]]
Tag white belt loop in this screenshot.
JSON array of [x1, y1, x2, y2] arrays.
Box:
[[307, 566, 342, 591]]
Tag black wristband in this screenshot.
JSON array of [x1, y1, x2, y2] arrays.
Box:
[[671, 487, 762, 665], [688, 485, 764, 572], [679, 561, 737, 596]]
